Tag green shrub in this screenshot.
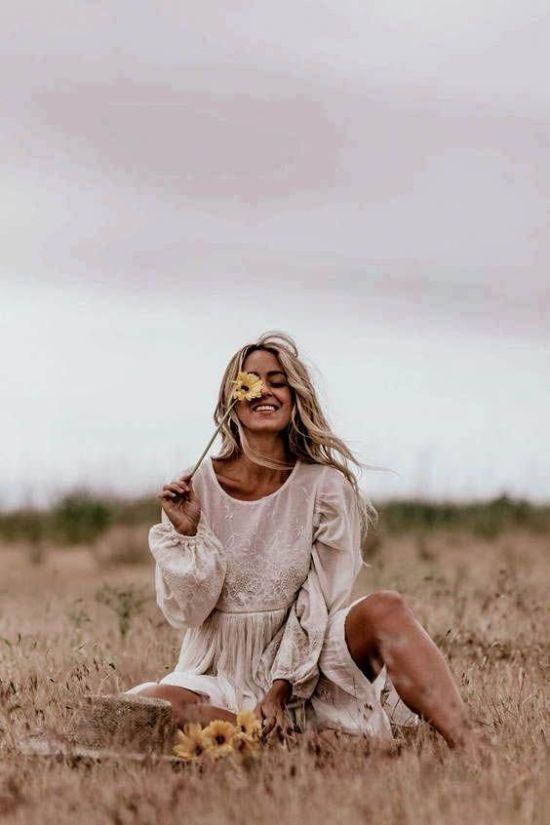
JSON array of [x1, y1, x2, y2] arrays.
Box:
[[51, 494, 113, 545], [378, 495, 550, 539]]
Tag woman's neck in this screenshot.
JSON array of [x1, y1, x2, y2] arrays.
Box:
[[214, 433, 295, 490], [242, 432, 292, 470]]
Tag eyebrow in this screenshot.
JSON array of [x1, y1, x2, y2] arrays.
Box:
[[248, 370, 287, 378]]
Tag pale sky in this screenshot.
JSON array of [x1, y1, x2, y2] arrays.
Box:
[[1, 2, 549, 507]]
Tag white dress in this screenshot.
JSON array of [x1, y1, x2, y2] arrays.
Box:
[[127, 457, 415, 738]]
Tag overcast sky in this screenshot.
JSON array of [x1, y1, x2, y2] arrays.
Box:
[[2, 2, 549, 507]]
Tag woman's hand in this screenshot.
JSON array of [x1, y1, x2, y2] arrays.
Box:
[[159, 474, 201, 536], [254, 679, 293, 740]]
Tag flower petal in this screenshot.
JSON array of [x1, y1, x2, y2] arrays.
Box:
[[232, 371, 264, 402]]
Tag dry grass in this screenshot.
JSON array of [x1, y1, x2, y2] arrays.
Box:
[[1, 528, 549, 824]]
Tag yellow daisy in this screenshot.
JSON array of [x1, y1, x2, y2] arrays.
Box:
[[187, 371, 265, 479], [232, 371, 264, 402], [173, 724, 209, 761], [236, 710, 262, 741], [233, 730, 261, 754], [202, 719, 237, 760]]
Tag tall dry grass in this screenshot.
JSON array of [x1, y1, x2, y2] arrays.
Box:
[[0, 523, 548, 824]]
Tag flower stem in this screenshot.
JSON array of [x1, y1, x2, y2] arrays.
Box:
[[189, 399, 238, 478]]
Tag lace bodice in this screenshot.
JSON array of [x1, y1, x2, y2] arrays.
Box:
[[198, 459, 315, 612], [149, 458, 363, 703]]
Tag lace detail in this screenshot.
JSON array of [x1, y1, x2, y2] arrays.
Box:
[[217, 530, 311, 612]]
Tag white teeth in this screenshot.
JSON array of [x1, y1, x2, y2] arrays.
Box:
[[254, 405, 277, 411]]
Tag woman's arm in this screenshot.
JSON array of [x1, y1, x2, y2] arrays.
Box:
[[254, 679, 293, 736], [150, 473, 227, 628]]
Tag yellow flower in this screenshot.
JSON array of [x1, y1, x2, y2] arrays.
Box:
[[173, 724, 209, 761], [236, 710, 262, 741], [233, 734, 260, 757], [188, 371, 265, 478], [203, 719, 237, 760], [232, 371, 264, 402]]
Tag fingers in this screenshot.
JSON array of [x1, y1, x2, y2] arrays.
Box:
[[256, 700, 276, 738], [255, 702, 295, 744], [275, 710, 288, 738], [262, 715, 277, 737], [265, 722, 295, 744], [262, 709, 289, 740], [159, 480, 191, 500], [180, 475, 199, 503]]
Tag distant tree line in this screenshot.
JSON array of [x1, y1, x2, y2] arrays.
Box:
[[0, 491, 548, 547]]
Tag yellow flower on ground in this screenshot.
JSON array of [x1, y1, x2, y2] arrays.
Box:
[[233, 733, 260, 756], [232, 371, 264, 402], [173, 724, 209, 761], [202, 719, 237, 760], [236, 710, 262, 741]]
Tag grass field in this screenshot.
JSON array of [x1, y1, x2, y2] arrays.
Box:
[[1, 509, 548, 824]]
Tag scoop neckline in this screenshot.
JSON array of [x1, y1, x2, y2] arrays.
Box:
[[207, 456, 301, 505]]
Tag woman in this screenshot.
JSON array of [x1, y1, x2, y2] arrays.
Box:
[[128, 331, 471, 747]]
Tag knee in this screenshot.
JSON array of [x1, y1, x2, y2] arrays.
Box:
[[359, 590, 409, 631], [153, 689, 190, 726], [138, 686, 187, 719]]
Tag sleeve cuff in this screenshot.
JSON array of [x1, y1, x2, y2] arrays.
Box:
[[149, 513, 209, 562], [271, 668, 320, 702]]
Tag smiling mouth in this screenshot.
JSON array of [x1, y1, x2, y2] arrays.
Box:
[[253, 404, 279, 413]]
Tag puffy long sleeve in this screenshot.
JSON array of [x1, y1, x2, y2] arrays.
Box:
[[269, 468, 363, 700], [264, 563, 329, 700], [150, 508, 227, 629], [310, 470, 363, 614]]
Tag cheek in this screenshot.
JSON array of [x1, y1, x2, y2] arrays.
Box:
[[281, 393, 294, 418], [235, 402, 251, 422], [281, 388, 293, 407]]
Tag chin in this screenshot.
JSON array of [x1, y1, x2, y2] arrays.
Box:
[[248, 423, 287, 434], [242, 417, 289, 434]]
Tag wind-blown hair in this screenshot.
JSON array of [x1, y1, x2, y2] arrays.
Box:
[[213, 330, 376, 535]]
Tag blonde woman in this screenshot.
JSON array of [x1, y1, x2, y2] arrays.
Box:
[[128, 332, 471, 746]]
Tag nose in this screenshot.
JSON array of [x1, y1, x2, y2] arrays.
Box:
[[251, 384, 274, 405]]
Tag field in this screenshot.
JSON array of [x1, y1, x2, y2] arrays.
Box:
[[1, 501, 549, 824]]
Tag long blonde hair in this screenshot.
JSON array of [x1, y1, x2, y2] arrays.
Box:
[[213, 331, 376, 534]]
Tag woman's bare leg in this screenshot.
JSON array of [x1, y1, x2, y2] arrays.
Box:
[[136, 684, 236, 727], [345, 591, 470, 747]]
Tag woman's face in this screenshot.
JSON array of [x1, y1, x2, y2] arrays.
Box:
[[236, 349, 293, 435]]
